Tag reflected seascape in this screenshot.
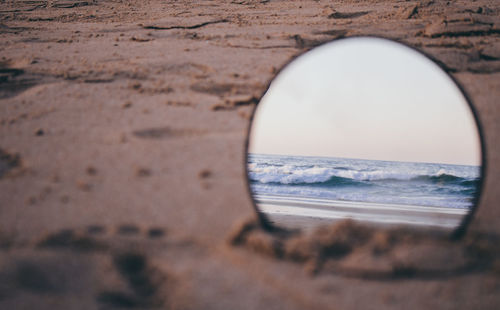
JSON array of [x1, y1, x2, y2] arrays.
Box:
[[246, 37, 483, 231], [248, 153, 480, 228]]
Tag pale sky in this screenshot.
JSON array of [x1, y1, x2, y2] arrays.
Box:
[[249, 37, 481, 166]]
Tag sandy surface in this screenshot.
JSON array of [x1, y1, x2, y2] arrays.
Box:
[[1, 0, 500, 309], [257, 195, 466, 230]]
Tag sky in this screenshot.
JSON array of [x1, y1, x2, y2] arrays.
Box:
[[248, 37, 482, 166]]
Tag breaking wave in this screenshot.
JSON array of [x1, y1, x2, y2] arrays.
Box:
[[247, 154, 481, 209], [248, 164, 477, 186]]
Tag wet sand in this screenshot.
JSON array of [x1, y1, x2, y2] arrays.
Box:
[[1, 0, 500, 309], [257, 194, 466, 230]]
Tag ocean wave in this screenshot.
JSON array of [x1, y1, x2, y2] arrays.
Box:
[[248, 164, 476, 186], [410, 173, 482, 188], [248, 154, 480, 209], [250, 175, 368, 187], [411, 173, 465, 183]]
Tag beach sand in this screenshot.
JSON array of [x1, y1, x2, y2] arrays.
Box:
[[257, 194, 467, 231], [1, 0, 500, 309]]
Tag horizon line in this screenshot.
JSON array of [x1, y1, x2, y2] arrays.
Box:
[[248, 152, 481, 167]]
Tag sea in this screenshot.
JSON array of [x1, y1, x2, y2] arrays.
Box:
[[247, 153, 481, 227]]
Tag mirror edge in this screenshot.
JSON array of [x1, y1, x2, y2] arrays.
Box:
[[242, 35, 488, 239]]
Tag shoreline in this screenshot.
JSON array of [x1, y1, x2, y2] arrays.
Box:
[[255, 194, 467, 230]]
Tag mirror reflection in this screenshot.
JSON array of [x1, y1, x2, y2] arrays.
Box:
[[247, 37, 482, 232]]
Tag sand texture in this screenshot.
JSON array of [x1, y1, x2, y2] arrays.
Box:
[[1, 0, 500, 309], [257, 196, 467, 230]]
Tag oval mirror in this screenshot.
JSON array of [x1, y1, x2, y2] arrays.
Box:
[[246, 37, 484, 234]]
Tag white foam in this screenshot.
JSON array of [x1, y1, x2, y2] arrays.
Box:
[[249, 164, 424, 183]]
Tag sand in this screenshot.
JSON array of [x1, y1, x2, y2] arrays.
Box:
[[256, 194, 467, 230], [1, 0, 500, 309]]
